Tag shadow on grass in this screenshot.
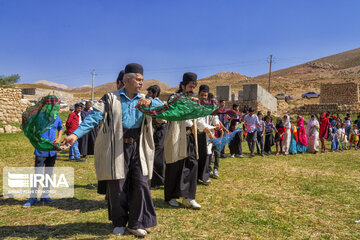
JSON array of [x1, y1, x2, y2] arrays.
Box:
[[0, 222, 112, 239], [152, 198, 185, 210], [74, 183, 98, 190], [0, 197, 106, 212]]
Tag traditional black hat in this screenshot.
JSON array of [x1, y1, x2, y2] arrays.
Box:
[[182, 72, 197, 83], [199, 84, 210, 93], [248, 107, 255, 113], [116, 70, 125, 84], [125, 63, 143, 75]]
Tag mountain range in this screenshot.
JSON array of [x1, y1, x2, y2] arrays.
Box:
[[16, 47, 360, 100]]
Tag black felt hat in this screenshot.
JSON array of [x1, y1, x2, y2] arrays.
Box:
[[199, 84, 210, 92], [125, 63, 143, 75], [248, 107, 255, 113], [182, 72, 197, 83]]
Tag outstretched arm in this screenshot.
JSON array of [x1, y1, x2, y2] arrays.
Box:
[[61, 110, 104, 149]]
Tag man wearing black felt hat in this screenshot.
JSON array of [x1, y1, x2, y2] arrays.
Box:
[[196, 84, 218, 185], [62, 63, 161, 237], [116, 69, 125, 90], [163, 72, 209, 209]]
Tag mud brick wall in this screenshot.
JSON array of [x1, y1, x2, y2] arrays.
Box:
[[320, 83, 359, 104], [0, 88, 31, 124], [293, 103, 360, 115]]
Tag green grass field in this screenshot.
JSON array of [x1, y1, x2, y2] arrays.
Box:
[[1, 120, 360, 239]]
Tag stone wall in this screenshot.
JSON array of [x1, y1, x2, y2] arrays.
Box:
[[0, 88, 31, 124], [320, 82, 359, 104], [22, 88, 74, 103], [243, 84, 277, 111], [216, 85, 231, 101]]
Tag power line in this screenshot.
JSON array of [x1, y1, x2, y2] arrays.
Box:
[[267, 55, 273, 92]]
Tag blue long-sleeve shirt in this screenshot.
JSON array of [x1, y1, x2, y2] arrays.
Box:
[[73, 90, 162, 138], [34, 116, 63, 157]]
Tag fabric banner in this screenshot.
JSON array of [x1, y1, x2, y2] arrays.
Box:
[[22, 95, 61, 151], [209, 129, 243, 151], [137, 94, 219, 121]]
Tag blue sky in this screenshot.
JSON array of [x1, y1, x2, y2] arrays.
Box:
[[0, 0, 359, 87]]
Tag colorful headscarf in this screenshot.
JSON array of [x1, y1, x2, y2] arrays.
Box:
[[22, 95, 61, 151], [137, 93, 218, 121]]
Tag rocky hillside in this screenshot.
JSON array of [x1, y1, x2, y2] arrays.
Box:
[[254, 48, 360, 98]]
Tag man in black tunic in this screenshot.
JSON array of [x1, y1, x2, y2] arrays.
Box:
[[197, 84, 216, 185], [62, 63, 159, 237], [78, 101, 98, 159], [146, 85, 167, 189]]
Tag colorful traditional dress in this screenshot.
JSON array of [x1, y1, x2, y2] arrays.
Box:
[[289, 123, 298, 154], [330, 120, 339, 151], [319, 113, 330, 139], [296, 117, 308, 153], [307, 118, 320, 153], [282, 115, 291, 155]]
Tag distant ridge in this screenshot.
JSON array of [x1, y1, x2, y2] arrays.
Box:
[[199, 72, 249, 82], [34, 80, 69, 90]]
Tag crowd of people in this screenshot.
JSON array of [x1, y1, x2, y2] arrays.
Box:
[[22, 62, 360, 237], [215, 105, 360, 158]]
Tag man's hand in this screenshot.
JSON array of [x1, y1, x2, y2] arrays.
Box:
[[54, 138, 61, 143], [208, 133, 216, 139], [60, 134, 78, 150], [137, 98, 151, 107]]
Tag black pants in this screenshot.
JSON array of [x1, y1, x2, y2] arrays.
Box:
[[164, 133, 198, 201], [30, 155, 56, 198], [256, 131, 264, 154], [106, 129, 157, 229], [197, 132, 210, 181], [229, 131, 242, 155], [246, 131, 257, 154], [264, 133, 274, 153], [151, 124, 167, 188]]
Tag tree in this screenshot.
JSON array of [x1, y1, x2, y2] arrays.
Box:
[[0, 74, 20, 88]]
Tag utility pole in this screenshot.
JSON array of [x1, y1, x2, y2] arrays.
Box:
[[91, 69, 95, 101], [268, 55, 273, 92]]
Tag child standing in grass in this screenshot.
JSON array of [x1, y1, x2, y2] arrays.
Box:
[[264, 116, 276, 155], [330, 120, 339, 152], [275, 118, 285, 156], [344, 113, 352, 140], [337, 123, 348, 151], [349, 124, 359, 150], [23, 114, 63, 207]]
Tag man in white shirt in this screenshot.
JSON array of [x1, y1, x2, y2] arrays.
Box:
[[164, 72, 206, 209]]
